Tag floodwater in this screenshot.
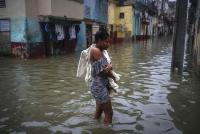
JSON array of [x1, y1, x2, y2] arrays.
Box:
[[0, 37, 200, 134]]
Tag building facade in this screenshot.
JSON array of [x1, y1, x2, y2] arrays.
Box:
[[0, 0, 84, 58], [78, 0, 108, 48], [108, 0, 135, 43]]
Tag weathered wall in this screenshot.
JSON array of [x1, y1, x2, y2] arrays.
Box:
[[0, 0, 27, 43], [76, 22, 86, 51], [0, 0, 85, 55], [11, 17, 27, 43], [1, 0, 26, 42], [0, 0, 27, 55], [26, 17, 43, 43], [26, 0, 39, 17], [84, 0, 95, 19], [108, 3, 116, 25], [25, 0, 43, 43], [132, 7, 135, 38], [37, 0, 52, 15], [134, 10, 141, 36], [94, 0, 108, 24], [84, 0, 108, 23], [0, 0, 26, 18], [115, 6, 133, 38], [51, 0, 84, 19]]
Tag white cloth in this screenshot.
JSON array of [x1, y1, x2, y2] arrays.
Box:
[[76, 44, 120, 91], [103, 50, 120, 90], [76, 44, 95, 83], [69, 25, 76, 40], [55, 24, 64, 40]]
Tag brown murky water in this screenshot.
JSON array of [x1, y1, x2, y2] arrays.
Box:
[[0, 37, 200, 134]]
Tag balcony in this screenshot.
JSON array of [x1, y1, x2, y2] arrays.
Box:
[[109, 0, 136, 6], [38, 0, 84, 20], [68, 0, 84, 3]]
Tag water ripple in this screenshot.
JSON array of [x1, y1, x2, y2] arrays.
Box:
[[0, 38, 200, 134]]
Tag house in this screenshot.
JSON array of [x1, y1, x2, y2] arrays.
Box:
[[78, 0, 108, 48], [0, 0, 84, 58], [108, 0, 135, 43]]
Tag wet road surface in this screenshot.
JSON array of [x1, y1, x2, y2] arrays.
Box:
[[0, 37, 200, 134]]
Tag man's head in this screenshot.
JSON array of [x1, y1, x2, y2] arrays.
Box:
[[95, 30, 110, 50]]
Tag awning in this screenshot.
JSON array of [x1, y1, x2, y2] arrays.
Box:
[[83, 18, 95, 24], [43, 15, 83, 24], [83, 18, 107, 26]]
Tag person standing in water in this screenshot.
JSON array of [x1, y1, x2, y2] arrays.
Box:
[[90, 30, 116, 124]]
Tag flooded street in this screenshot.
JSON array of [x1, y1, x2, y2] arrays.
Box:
[[0, 37, 200, 134]]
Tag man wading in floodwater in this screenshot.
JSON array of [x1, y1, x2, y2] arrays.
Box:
[[89, 30, 116, 124]]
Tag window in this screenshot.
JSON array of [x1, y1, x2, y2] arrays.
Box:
[[119, 12, 124, 19], [0, 0, 6, 8], [0, 19, 10, 32], [0, 19, 10, 46]]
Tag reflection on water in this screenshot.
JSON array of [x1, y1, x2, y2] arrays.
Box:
[[0, 37, 200, 134]]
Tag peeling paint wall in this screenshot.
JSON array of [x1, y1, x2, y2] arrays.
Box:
[[11, 17, 27, 43], [10, 15, 43, 43], [84, 0, 108, 23], [84, 0, 96, 20], [26, 17, 43, 43], [94, 0, 108, 24], [0, 0, 86, 55], [0, 0, 27, 43], [134, 10, 141, 36], [76, 22, 86, 51], [25, 0, 43, 43], [0, 0, 44, 57], [78, 0, 108, 50], [0, 0, 27, 55]]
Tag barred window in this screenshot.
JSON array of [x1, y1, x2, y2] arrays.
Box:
[[0, 0, 6, 8], [0, 19, 10, 32], [119, 12, 124, 19], [0, 19, 10, 46]]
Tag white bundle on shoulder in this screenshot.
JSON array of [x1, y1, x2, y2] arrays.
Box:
[[76, 44, 120, 93], [102, 50, 120, 90], [76, 44, 95, 83]]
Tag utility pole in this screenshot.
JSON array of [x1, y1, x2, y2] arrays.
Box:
[[171, 0, 188, 74], [161, 0, 164, 14], [193, 0, 200, 75]]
